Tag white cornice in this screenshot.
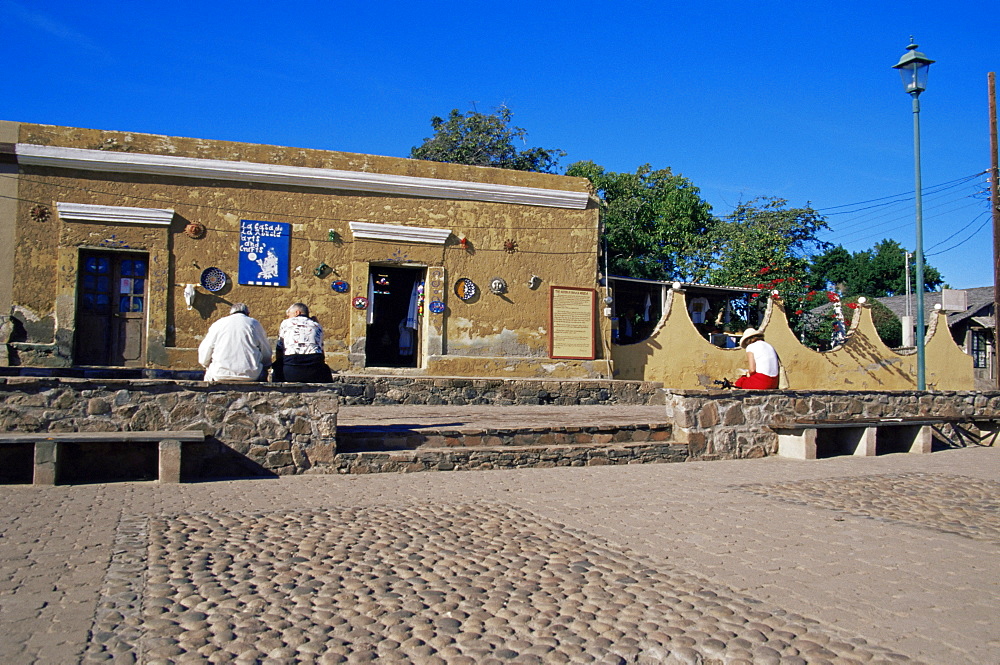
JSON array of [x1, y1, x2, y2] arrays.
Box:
[[17, 144, 590, 210], [56, 201, 175, 225], [349, 221, 452, 244]]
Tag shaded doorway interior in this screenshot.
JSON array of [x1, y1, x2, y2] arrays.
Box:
[[74, 250, 149, 366], [365, 265, 423, 368]]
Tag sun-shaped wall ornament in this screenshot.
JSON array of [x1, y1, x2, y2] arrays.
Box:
[[30, 204, 51, 223], [184, 222, 206, 239], [503, 238, 518, 254]]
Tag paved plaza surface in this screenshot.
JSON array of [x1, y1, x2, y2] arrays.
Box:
[[0, 444, 997, 664]]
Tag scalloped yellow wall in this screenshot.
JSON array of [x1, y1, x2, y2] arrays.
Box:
[[612, 290, 974, 390]]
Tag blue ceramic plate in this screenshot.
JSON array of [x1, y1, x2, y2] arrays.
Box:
[[200, 267, 227, 292]]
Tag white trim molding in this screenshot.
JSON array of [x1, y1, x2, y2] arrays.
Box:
[[18, 144, 591, 210], [349, 221, 452, 245], [56, 202, 175, 225]]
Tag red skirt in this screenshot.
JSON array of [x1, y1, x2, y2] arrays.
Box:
[[734, 372, 779, 390]]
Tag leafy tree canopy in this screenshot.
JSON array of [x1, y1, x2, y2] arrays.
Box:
[[708, 197, 830, 289], [807, 239, 943, 297], [409, 105, 565, 173], [565, 161, 716, 282]]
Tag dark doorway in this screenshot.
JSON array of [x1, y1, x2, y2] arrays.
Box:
[[75, 250, 148, 366], [365, 265, 423, 368]]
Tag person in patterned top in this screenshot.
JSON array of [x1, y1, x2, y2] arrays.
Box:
[[273, 303, 332, 382]]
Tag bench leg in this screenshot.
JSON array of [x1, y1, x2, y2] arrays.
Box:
[[853, 427, 878, 457], [33, 440, 58, 486], [777, 428, 817, 460], [159, 439, 182, 483], [910, 425, 932, 454]]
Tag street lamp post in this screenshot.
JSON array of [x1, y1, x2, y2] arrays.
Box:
[[893, 38, 934, 390]]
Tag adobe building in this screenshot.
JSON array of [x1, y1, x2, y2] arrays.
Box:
[[0, 121, 611, 378]]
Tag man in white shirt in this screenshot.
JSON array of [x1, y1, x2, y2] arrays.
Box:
[[198, 303, 272, 382]]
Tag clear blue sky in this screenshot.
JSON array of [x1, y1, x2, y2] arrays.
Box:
[[3, 0, 997, 289]]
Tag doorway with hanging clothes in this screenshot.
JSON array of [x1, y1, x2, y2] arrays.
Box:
[[364, 265, 424, 368]]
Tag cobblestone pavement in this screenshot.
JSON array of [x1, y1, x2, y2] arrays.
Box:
[[0, 446, 996, 664]]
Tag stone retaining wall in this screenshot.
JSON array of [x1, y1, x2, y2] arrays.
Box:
[[0, 378, 339, 479], [324, 375, 665, 406], [335, 442, 689, 474], [0, 376, 664, 481], [665, 389, 1000, 460]]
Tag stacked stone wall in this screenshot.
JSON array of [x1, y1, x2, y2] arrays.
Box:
[[0, 378, 339, 478], [0, 376, 664, 480], [666, 389, 1000, 460], [326, 376, 665, 406]]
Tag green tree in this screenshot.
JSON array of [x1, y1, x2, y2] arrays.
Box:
[[410, 105, 565, 173], [805, 244, 853, 291], [565, 161, 716, 281], [709, 197, 830, 289], [807, 239, 943, 297]]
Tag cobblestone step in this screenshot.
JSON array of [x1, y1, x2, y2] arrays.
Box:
[[332, 440, 690, 473], [336, 422, 673, 453]]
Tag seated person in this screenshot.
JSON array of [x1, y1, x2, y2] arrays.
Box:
[[198, 302, 271, 382], [734, 328, 780, 390], [273, 303, 332, 383]]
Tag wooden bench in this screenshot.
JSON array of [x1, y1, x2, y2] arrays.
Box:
[[0, 431, 206, 485], [770, 418, 949, 460]]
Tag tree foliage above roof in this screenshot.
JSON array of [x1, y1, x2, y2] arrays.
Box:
[[410, 106, 565, 173], [565, 161, 716, 282]]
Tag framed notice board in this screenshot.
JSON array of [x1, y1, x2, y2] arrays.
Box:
[[549, 286, 596, 360]]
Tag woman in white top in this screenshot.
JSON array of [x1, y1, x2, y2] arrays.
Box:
[[274, 303, 332, 382], [734, 328, 780, 389]]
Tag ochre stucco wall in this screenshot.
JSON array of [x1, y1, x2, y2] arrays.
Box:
[[612, 289, 974, 390], [7, 122, 608, 377]]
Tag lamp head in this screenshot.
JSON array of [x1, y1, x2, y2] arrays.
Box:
[[892, 38, 934, 96]]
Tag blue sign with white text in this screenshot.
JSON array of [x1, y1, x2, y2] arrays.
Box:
[[239, 220, 290, 287]]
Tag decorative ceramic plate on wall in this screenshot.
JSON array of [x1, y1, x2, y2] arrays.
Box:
[[454, 278, 477, 301], [200, 267, 227, 292], [429, 300, 446, 314], [331, 280, 349, 293]]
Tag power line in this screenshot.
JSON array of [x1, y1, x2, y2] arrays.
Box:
[[833, 198, 987, 246], [925, 210, 990, 251], [926, 213, 992, 256], [817, 171, 987, 213], [815, 172, 991, 248]]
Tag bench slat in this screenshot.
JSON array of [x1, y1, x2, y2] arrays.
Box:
[[0, 430, 206, 444]]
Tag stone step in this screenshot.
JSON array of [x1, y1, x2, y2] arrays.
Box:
[[336, 422, 673, 453], [332, 440, 691, 474]]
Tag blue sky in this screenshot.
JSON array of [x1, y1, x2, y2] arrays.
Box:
[[3, 0, 997, 289]]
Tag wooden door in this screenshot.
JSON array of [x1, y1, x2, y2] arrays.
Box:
[[75, 251, 148, 366]]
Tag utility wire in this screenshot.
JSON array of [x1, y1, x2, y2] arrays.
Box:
[[817, 171, 987, 212], [926, 213, 992, 256]]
